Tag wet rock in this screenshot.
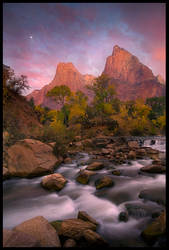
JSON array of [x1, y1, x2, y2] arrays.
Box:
[[63, 238, 77, 247], [146, 147, 159, 155], [150, 139, 156, 145], [76, 170, 96, 184], [140, 164, 165, 173], [3, 167, 10, 180], [77, 211, 98, 226], [127, 150, 136, 159], [125, 203, 148, 218], [14, 216, 61, 247], [136, 148, 147, 158], [86, 161, 104, 171], [112, 170, 121, 176], [95, 176, 114, 189], [64, 157, 72, 164], [128, 141, 139, 148], [138, 187, 166, 205], [7, 139, 59, 177], [82, 229, 109, 247], [58, 219, 97, 240], [3, 229, 41, 247], [118, 211, 129, 222], [141, 211, 166, 245], [41, 173, 67, 191]]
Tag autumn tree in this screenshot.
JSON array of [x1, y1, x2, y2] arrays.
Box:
[[46, 85, 71, 107]]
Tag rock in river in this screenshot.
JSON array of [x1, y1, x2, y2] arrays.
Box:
[[86, 161, 104, 171], [76, 170, 96, 184], [13, 216, 61, 247], [95, 176, 114, 189], [3, 229, 41, 247], [57, 219, 97, 240], [7, 139, 59, 177], [77, 211, 98, 226], [141, 211, 166, 245], [140, 164, 165, 174], [41, 173, 67, 191]]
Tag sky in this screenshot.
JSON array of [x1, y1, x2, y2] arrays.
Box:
[[3, 3, 166, 95]]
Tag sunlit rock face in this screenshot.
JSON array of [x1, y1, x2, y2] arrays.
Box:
[[156, 74, 165, 85], [102, 45, 165, 101], [26, 62, 95, 109]]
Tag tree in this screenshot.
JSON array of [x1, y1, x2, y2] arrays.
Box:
[[46, 85, 71, 107]]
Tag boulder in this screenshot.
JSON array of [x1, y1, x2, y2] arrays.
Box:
[[14, 216, 61, 247], [58, 219, 97, 240], [138, 187, 166, 205], [41, 173, 67, 191], [63, 238, 77, 247], [140, 164, 165, 173], [141, 211, 166, 244], [83, 229, 108, 246], [77, 211, 98, 226], [7, 139, 59, 177], [3, 229, 41, 247], [118, 211, 129, 222], [86, 162, 104, 171], [127, 150, 136, 159], [112, 170, 121, 176], [76, 170, 96, 184], [3, 167, 10, 180], [95, 176, 114, 189], [128, 141, 139, 148], [136, 148, 147, 157]]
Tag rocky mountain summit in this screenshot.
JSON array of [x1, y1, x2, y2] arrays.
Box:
[[27, 63, 95, 109], [27, 45, 165, 108]]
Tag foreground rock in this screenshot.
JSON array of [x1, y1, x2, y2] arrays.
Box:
[[141, 211, 166, 245], [3, 229, 41, 247], [78, 211, 98, 226], [76, 170, 96, 184], [41, 173, 67, 191], [14, 216, 61, 247], [86, 162, 104, 171], [7, 139, 59, 177], [140, 164, 165, 173], [57, 219, 97, 240], [95, 176, 114, 189], [83, 229, 109, 247]]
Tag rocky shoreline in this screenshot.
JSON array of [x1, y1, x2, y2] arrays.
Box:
[[3, 135, 166, 247]]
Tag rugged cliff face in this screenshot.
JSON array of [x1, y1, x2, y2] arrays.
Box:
[[27, 45, 165, 108], [102, 45, 165, 101], [27, 63, 95, 109]]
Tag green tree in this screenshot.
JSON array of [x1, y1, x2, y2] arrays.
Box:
[[46, 85, 71, 106]]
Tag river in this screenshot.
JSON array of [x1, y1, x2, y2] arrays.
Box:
[[3, 136, 166, 247]]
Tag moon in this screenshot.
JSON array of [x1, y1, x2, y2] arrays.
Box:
[[29, 36, 33, 39]]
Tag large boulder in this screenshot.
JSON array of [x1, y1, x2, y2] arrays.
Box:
[[141, 211, 166, 244], [76, 170, 96, 184], [140, 164, 165, 174], [139, 187, 166, 205], [77, 211, 98, 226], [82, 229, 108, 247], [41, 173, 67, 191], [86, 162, 104, 171], [127, 150, 136, 160], [14, 216, 61, 247], [95, 176, 114, 189], [3, 229, 41, 247], [58, 219, 97, 240], [7, 139, 59, 177]]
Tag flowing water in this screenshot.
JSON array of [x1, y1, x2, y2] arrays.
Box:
[[3, 136, 166, 247]]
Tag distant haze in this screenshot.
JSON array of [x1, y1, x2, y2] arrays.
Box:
[[3, 3, 165, 95]]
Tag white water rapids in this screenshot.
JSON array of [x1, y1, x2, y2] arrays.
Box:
[[3, 137, 166, 247]]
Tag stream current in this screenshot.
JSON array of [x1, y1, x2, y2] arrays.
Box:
[[3, 137, 166, 247]]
